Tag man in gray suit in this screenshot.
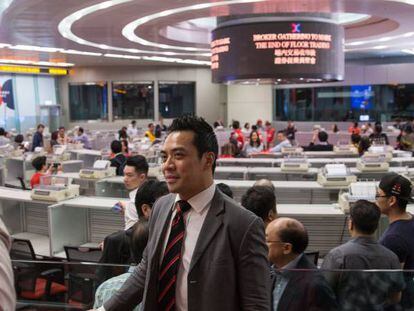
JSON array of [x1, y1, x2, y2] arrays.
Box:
[[98, 115, 270, 311]]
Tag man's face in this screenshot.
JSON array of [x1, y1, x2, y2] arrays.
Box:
[[161, 131, 211, 199], [376, 188, 392, 215], [59, 128, 65, 137], [149, 124, 155, 132], [265, 226, 287, 267], [123, 165, 146, 190], [38, 127, 44, 134], [277, 133, 284, 142]]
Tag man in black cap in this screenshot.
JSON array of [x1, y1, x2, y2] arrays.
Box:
[[377, 172, 414, 309]]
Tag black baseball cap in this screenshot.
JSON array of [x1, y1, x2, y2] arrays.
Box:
[[378, 173, 414, 203]]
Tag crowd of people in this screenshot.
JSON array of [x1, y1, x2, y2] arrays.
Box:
[[1, 115, 414, 311], [218, 118, 414, 157], [87, 116, 414, 311]]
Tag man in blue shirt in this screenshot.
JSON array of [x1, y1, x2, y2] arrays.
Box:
[[269, 130, 292, 153], [377, 172, 414, 309], [31, 123, 45, 151]]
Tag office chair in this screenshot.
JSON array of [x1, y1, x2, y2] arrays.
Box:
[[10, 238, 66, 301], [305, 251, 320, 266], [64, 246, 102, 308]]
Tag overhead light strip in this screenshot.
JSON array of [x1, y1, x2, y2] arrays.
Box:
[[57, 0, 210, 57], [122, 0, 266, 51]]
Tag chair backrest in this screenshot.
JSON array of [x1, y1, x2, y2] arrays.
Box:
[[64, 246, 102, 263], [305, 251, 319, 266], [10, 238, 36, 260]]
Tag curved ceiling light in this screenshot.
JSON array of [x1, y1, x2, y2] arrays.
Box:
[[346, 32, 414, 49], [58, 0, 212, 57], [122, 0, 266, 52]]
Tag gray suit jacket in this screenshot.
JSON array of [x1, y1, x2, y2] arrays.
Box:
[[104, 188, 271, 311]]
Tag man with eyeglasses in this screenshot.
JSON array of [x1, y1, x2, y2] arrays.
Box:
[[377, 172, 414, 309], [266, 217, 337, 311]]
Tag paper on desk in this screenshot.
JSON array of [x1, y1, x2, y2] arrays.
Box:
[[325, 164, 347, 176], [93, 160, 110, 169]]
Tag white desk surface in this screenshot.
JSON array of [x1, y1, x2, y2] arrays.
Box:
[[54, 196, 120, 209], [69, 149, 102, 156], [214, 179, 346, 189], [216, 166, 410, 175], [99, 176, 124, 184], [218, 158, 275, 164], [0, 187, 38, 203], [277, 204, 344, 215], [12, 232, 50, 257]]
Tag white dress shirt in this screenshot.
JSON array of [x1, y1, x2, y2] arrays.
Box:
[[161, 182, 216, 311], [124, 188, 138, 231]]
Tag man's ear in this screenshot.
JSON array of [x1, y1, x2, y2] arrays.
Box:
[[283, 242, 292, 255], [141, 204, 152, 219], [204, 152, 215, 169]]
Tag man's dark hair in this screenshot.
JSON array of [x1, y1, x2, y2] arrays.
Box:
[[37, 124, 45, 130], [232, 120, 240, 130], [14, 134, 24, 144], [351, 133, 361, 144], [130, 220, 149, 263], [318, 131, 329, 142], [168, 115, 218, 173], [110, 140, 122, 154], [213, 121, 220, 129], [278, 221, 309, 254], [350, 200, 381, 235], [131, 120, 136, 125], [217, 183, 233, 198], [135, 180, 168, 218], [78, 127, 84, 134], [353, 122, 358, 127], [58, 126, 65, 131], [32, 156, 47, 171], [277, 130, 286, 136], [0, 128, 5, 136], [375, 124, 383, 134], [252, 125, 258, 131], [242, 186, 276, 222], [51, 131, 58, 141], [125, 155, 149, 175]]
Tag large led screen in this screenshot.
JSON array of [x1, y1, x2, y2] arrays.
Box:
[[211, 21, 344, 83]]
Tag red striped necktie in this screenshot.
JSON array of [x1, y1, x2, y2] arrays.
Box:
[[158, 200, 192, 311]]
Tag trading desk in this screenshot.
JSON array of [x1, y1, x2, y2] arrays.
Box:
[[215, 166, 411, 181], [217, 157, 414, 168], [0, 187, 52, 257], [49, 196, 124, 258], [5, 157, 84, 188], [60, 172, 105, 196], [69, 149, 102, 168], [95, 176, 128, 198], [215, 179, 347, 204]]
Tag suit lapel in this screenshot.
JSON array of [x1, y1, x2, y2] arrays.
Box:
[[189, 189, 225, 272], [150, 194, 176, 261]]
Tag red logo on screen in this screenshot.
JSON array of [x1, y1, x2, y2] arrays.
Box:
[[291, 23, 301, 33]]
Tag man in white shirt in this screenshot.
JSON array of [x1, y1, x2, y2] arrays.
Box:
[[99, 156, 148, 265], [0, 128, 10, 146], [98, 115, 270, 311], [127, 120, 138, 138], [269, 130, 292, 153]]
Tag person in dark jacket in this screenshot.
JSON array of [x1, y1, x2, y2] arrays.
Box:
[[31, 124, 45, 151], [267, 217, 338, 311], [110, 140, 127, 176]]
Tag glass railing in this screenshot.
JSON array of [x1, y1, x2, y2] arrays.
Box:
[[13, 260, 131, 310], [12, 260, 414, 311]]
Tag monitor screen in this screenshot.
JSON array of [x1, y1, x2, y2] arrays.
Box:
[[351, 85, 373, 110]]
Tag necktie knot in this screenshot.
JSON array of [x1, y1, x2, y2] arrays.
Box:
[[177, 200, 191, 214]]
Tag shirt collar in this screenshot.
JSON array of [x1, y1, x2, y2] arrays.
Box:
[[282, 253, 303, 270], [174, 182, 216, 214], [129, 187, 138, 200]]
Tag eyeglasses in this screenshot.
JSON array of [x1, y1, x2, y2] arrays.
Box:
[[266, 240, 286, 244], [375, 194, 390, 199]]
